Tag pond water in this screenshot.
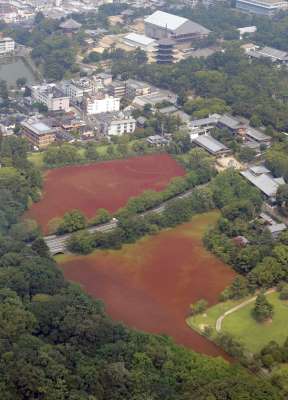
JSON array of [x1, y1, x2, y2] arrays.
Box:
[[0, 57, 37, 86], [59, 212, 236, 358]]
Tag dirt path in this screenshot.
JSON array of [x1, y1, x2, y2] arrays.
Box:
[[215, 288, 276, 332]]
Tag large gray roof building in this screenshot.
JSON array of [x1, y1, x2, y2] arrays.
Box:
[[144, 10, 210, 43], [193, 134, 230, 155]]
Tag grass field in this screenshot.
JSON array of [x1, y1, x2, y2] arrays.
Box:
[[28, 141, 139, 169], [188, 292, 288, 353]]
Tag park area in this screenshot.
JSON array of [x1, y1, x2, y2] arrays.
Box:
[[58, 212, 235, 357], [25, 154, 185, 234], [188, 291, 288, 353]]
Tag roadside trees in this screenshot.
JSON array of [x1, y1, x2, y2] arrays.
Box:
[[56, 210, 86, 235]]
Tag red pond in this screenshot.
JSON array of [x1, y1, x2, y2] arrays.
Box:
[[59, 212, 236, 358], [25, 154, 185, 234]]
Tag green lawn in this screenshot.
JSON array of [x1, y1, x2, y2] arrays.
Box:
[[222, 292, 288, 352], [187, 297, 246, 336], [28, 152, 44, 169], [187, 292, 288, 353]]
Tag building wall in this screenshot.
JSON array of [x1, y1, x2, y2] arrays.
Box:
[[108, 119, 136, 136], [236, 0, 287, 15], [32, 86, 70, 112], [145, 23, 174, 40], [0, 38, 15, 55], [85, 96, 120, 115], [22, 128, 55, 149]]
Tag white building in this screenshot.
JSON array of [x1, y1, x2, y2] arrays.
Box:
[[0, 37, 15, 56], [236, 0, 288, 16], [96, 111, 136, 136], [62, 78, 97, 103], [84, 94, 120, 115], [123, 33, 156, 52], [31, 84, 70, 112]]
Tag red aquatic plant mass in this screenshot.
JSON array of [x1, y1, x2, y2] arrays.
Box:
[[25, 154, 185, 234], [60, 213, 236, 358]]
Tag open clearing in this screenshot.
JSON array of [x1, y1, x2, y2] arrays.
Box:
[[58, 212, 235, 357], [188, 291, 288, 353], [25, 153, 185, 234]]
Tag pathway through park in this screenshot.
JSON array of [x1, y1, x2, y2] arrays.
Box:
[[215, 288, 276, 332]]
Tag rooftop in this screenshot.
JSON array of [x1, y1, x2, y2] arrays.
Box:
[[59, 18, 82, 30], [241, 169, 281, 197], [246, 127, 271, 142], [257, 46, 288, 60], [144, 11, 188, 31], [22, 120, 55, 136], [193, 134, 229, 155], [124, 33, 156, 47]]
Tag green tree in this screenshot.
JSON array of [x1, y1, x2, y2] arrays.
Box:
[[57, 210, 86, 234], [252, 293, 274, 323]]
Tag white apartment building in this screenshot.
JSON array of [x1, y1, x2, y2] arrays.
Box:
[[31, 84, 70, 112], [62, 78, 96, 104], [84, 94, 120, 115], [0, 37, 15, 56], [96, 111, 136, 136]]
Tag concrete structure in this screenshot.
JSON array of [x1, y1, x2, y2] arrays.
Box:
[[84, 94, 120, 115], [95, 111, 136, 136], [144, 10, 210, 43], [125, 79, 151, 99], [133, 89, 178, 108], [0, 37, 15, 56], [62, 78, 99, 104], [108, 80, 126, 98], [21, 120, 56, 149], [147, 134, 170, 146], [236, 0, 288, 16], [123, 33, 156, 51], [31, 84, 70, 112]]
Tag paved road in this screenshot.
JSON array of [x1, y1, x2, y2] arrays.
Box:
[[44, 187, 198, 255], [215, 288, 276, 333]]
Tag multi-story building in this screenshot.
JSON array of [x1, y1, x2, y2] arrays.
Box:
[[108, 80, 126, 98], [21, 120, 56, 149], [125, 79, 151, 99], [235, 0, 288, 16], [95, 111, 136, 136], [31, 84, 70, 112], [84, 94, 120, 115], [0, 37, 15, 56], [62, 78, 97, 104]]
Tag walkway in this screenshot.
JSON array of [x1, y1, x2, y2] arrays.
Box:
[[215, 288, 276, 333]]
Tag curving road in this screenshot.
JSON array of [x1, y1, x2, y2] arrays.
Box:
[[44, 187, 199, 255]]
